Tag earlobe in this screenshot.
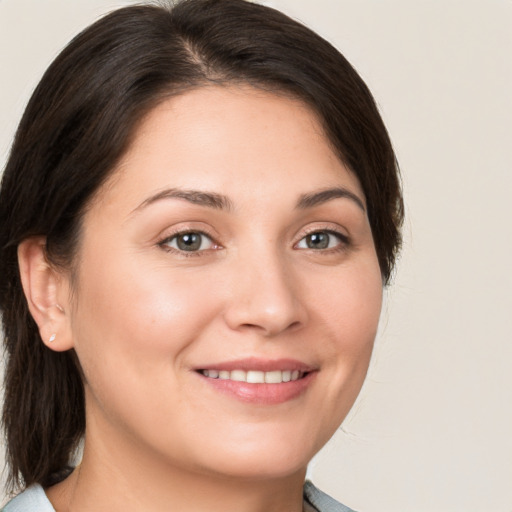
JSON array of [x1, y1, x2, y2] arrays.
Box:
[[17, 237, 74, 352]]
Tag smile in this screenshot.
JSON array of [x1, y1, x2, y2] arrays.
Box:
[[195, 359, 316, 405], [199, 369, 304, 384]]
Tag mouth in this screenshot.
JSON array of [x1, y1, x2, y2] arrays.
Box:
[[198, 369, 307, 384], [194, 359, 316, 405]]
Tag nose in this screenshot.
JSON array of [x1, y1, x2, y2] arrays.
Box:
[[223, 251, 308, 337]]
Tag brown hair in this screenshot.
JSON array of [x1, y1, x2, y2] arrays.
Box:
[[0, 0, 403, 492]]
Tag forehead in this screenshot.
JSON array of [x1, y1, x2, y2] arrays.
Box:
[[92, 85, 363, 214]]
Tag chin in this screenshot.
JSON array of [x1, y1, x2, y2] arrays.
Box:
[[204, 453, 309, 482], [186, 430, 320, 482]]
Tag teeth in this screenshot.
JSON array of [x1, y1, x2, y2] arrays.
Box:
[[201, 369, 304, 383], [247, 371, 264, 383], [265, 370, 282, 384], [230, 370, 246, 382]]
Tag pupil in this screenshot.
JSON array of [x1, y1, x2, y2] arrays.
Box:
[[177, 233, 201, 251], [307, 232, 329, 249]]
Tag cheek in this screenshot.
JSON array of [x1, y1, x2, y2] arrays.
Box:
[[69, 252, 224, 389], [318, 257, 382, 345], [312, 257, 383, 395], [68, 258, 226, 439]]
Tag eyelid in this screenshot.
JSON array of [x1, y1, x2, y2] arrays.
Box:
[[157, 225, 222, 255], [296, 224, 350, 242], [293, 224, 351, 251]]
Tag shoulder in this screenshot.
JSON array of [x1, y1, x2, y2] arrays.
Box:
[[1, 484, 55, 512], [304, 480, 358, 512]]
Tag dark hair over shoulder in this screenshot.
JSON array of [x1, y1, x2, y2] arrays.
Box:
[[0, 0, 403, 492]]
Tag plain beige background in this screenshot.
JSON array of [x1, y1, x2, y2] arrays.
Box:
[[1, 1, 511, 511]]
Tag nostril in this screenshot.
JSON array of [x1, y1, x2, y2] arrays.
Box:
[[288, 321, 302, 331], [238, 319, 302, 336]]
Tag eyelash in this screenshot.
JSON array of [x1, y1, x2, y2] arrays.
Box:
[[294, 228, 350, 253], [158, 229, 219, 257], [157, 227, 350, 257]]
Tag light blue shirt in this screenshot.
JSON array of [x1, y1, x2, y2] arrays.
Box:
[[2, 480, 356, 511], [2, 485, 54, 512]]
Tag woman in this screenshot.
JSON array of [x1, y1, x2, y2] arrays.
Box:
[[0, 0, 402, 510]]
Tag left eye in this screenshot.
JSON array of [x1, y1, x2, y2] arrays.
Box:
[[162, 232, 215, 252], [296, 231, 344, 250]]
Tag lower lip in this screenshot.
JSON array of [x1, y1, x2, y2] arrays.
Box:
[[197, 372, 316, 405]]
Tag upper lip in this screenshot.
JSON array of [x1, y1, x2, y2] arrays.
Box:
[[193, 357, 315, 373]]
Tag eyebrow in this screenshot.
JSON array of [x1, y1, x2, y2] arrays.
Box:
[[131, 188, 233, 214], [296, 187, 366, 212], [131, 185, 365, 216]]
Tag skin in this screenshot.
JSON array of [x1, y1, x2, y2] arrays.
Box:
[[21, 86, 382, 512]]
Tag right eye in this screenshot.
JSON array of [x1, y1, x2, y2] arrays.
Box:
[[160, 231, 216, 253]]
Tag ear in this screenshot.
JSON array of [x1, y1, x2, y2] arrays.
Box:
[[17, 237, 74, 352]]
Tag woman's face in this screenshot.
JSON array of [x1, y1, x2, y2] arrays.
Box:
[[63, 86, 382, 481]]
